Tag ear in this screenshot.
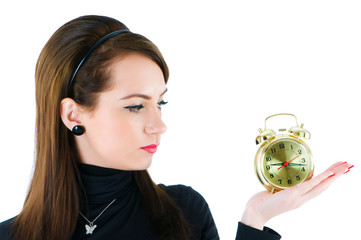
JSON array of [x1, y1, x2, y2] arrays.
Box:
[[60, 98, 83, 131]]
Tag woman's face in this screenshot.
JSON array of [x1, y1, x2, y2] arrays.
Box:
[[76, 53, 167, 170]]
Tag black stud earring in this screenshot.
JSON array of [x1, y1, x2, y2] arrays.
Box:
[[72, 125, 85, 136]]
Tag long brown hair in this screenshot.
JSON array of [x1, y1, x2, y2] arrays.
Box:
[[13, 15, 189, 240]]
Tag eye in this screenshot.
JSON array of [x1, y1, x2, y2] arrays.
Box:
[[124, 104, 144, 113], [157, 100, 168, 109]]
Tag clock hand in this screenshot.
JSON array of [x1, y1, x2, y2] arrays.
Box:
[[270, 163, 284, 166], [287, 163, 307, 166], [270, 163, 306, 167], [277, 154, 302, 170]]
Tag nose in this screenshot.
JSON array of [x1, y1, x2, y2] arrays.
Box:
[[145, 110, 167, 136]]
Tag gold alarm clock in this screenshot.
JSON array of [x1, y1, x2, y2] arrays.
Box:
[[254, 113, 314, 193]]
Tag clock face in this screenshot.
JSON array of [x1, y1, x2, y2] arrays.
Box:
[[261, 139, 313, 189]]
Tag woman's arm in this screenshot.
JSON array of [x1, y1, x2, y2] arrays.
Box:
[[241, 161, 353, 230]]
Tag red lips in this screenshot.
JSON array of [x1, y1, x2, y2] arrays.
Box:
[[140, 144, 159, 153]]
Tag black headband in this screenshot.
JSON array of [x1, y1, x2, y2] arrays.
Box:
[[68, 29, 131, 94]]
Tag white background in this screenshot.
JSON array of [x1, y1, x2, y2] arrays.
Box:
[[0, 1, 360, 239]]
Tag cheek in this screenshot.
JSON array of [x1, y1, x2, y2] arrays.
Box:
[[103, 120, 138, 147], [87, 112, 143, 159]]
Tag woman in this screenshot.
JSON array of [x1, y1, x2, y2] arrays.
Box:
[[0, 15, 353, 240]]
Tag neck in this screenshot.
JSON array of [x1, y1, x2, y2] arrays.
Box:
[[77, 163, 136, 205]]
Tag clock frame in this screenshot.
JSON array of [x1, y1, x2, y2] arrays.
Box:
[[254, 114, 314, 193]]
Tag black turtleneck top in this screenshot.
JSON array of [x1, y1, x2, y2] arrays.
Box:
[[0, 164, 281, 240]]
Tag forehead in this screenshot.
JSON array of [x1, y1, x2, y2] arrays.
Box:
[[109, 53, 166, 95]]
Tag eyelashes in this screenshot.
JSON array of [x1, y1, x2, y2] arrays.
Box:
[[124, 100, 168, 113], [124, 104, 144, 113], [157, 100, 168, 109]]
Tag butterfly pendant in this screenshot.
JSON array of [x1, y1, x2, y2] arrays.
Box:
[[85, 224, 97, 234]]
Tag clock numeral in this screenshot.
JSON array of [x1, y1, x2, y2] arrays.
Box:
[[278, 179, 282, 184], [271, 148, 276, 154], [296, 176, 301, 181], [266, 157, 272, 162], [301, 167, 305, 172], [301, 158, 306, 163], [279, 143, 285, 149], [266, 165, 271, 170], [291, 145, 294, 149], [288, 179, 292, 184], [298, 149, 302, 154], [270, 173, 274, 178]]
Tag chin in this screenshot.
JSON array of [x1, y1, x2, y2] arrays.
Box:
[[138, 159, 153, 170], [129, 157, 153, 171], [107, 155, 153, 171]]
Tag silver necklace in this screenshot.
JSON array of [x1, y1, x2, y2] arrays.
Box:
[[79, 198, 117, 235]]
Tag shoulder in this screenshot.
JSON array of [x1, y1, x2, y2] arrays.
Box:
[[0, 217, 15, 240], [160, 184, 208, 210], [160, 184, 202, 199], [159, 184, 219, 239]]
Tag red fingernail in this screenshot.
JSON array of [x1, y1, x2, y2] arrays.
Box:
[[328, 173, 336, 178], [348, 165, 354, 170], [336, 162, 348, 167]]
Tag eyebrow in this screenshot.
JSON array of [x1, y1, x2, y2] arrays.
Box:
[[119, 88, 168, 100]]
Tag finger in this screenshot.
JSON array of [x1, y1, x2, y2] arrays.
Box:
[[325, 161, 347, 172], [300, 162, 353, 202], [293, 161, 348, 196], [293, 169, 334, 195], [299, 175, 334, 202], [330, 162, 353, 176]]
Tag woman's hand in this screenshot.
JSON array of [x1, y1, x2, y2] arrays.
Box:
[[241, 161, 353, 230]]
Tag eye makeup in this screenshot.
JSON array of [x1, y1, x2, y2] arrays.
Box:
[[124, 104, 144, 113], [157, 100, 168, 109], [124, 100, 168, 113]]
